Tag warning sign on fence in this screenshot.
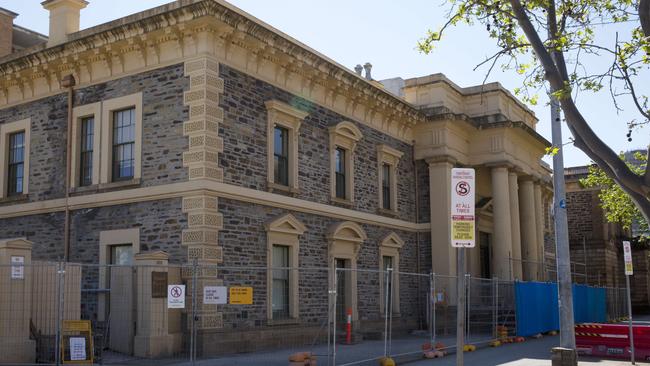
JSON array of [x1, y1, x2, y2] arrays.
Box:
[[167, 285, 185, 309], [204, 286, 227, 304], [229, 287, 253, 305], [451, 168, 475, 248]]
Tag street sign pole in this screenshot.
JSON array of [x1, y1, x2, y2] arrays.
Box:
[[623, 240, 635, 365], [450, 168, 475, 366], [456, 248, 465, 366]]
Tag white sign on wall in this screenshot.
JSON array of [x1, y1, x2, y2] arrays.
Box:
[[167, 285, 186, 309], [203, 286, 227, 305], [450, 168, 476, 248], [11, 256, 24, 279], [623, 241, 633, 275]]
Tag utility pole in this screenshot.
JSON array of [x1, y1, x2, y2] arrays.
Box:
[[546, 3, 577, 362], [550, 68, 577, 364]]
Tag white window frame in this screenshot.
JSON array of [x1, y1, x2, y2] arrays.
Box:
[[329, 121, 363, 204], [0, 118, 31, 198], [265, 100, 308, 194], [100, 93, 143, 184], [378, 232, 404, 316], [377, 144, 404, 213], [71, 102, 102, 188]]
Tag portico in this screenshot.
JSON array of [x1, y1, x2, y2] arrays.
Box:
[[406, 74, 552, 281]]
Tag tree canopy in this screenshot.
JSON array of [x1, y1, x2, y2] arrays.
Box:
[[582, 152, 649, 237], [419, 0, 650, 222]]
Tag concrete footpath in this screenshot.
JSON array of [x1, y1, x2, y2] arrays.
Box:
[[407, 335, 649, 366]]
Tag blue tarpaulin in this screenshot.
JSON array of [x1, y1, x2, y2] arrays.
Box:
[[514, 282, 606, 337]]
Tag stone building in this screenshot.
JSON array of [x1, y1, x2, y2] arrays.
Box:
[[565, 166, 650, 309], [0, 0, 553, 357]]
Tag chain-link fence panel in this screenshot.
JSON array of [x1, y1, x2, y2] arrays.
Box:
[[381, 271, 430, 364], [465, 276, 496, 345], [189, 265, 331, 365], [604, 286, 629, 321]]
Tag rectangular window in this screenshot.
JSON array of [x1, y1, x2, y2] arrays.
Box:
[[272, 245, 290, 319], [274, 126, 289, 186], [110, 244, 133, 265], [112, 108, 135, 181], [382, 163, 391, 210], [7, 131, 25, 196], [383, 255, 394, 314], [335, 147, 346, 199], [79, 117, 94, 186]]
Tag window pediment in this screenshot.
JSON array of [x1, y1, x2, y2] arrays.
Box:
[[265, 213, 307, 236], [265, 100, 310, 130], [377, 144, 404, 166], [327, 221, 367, 243], [329, 121, 363, 150], [380, 232, 405, 249]]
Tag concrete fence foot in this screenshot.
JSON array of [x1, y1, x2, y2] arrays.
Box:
[[551, 347, 577, 366]]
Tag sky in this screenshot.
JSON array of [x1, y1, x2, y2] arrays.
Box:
[[2, 0, 648, 167]]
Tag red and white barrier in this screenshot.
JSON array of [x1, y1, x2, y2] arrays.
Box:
[[575, 323, 650, 360]]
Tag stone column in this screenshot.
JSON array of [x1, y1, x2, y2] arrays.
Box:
[[428, 158, 455, 277], [491, 166, 513, 280], [508, 172, 523, 280], [519, 178, 539, 280], [133, 251, 181, 358], [0, 238, 35, 363], [534, 183, 545, 280]]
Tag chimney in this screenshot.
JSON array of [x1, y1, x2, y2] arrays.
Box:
[[0, 8, 17, 57], [354, 64, 363, 76], [41, 0, 88, 46], [363, 62, 372, 80]]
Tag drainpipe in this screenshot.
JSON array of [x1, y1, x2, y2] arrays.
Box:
[[62, 74, 76, 261], [413, 142, 422, 328]]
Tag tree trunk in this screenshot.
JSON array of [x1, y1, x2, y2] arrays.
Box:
[[509, 0, 650, 225], [641, 0, 650, 38]]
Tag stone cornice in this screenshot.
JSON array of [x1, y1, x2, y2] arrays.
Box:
[[0, 0, 421, 142], [404, 73, 537, 124], [421, 109, 550, 148]]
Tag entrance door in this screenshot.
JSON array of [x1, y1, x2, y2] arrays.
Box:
[[109, 244, 134, 355], [479, 232, 491, 279], [335, 259, 350, 323]]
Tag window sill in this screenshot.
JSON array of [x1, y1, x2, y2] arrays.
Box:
[[0, 193, 28, 204], [267, 182, 300, 196], [377, 207, 398, 217], [69, 184, 100, 195], [98, 178, 142, 192], [330, 196, 353, 207], [267, 317, 300, 326]]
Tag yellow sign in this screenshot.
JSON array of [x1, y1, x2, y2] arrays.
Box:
[[452, 220, 475, 242], [229, 286, 253, 305], [61, 320, 93, 365]]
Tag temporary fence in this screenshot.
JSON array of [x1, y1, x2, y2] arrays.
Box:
[[514, 281, 624, 337], [0, 261, 632, 366]]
